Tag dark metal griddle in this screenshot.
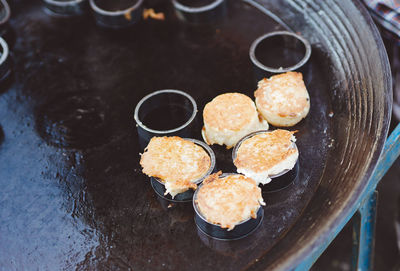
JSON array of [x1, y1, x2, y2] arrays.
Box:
[[0, 0, 391, 270]]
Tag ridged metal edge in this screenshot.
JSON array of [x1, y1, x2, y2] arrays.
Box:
[[246, 0, 392, 269]]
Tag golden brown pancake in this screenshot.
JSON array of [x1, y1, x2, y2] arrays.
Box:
[[203, 93, 269, 148], [195, 172, 265, 230], [140, 136, 211, 197], [234, 129, 298, 185], [255, 72, 310, 127]]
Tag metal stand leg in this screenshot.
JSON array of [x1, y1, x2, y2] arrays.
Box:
[[350, 123, 400, 271], [352, 191, 378, 271], [296, 124, 400, 270]]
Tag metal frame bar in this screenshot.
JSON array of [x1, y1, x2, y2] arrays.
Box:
[[349, 122, 400, 270], [295, 123, 400, 270], [351, 191, 378, 271]]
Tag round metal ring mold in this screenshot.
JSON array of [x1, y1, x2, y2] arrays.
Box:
[[193, 173, 264, 240], [264, 160, 299, 193], [0, 0, 14, 48], [134, 89, 198, 149], [196, 217, 262, 253], [43, 0, 87, 16], [0, 0, 10, 26], [89, 0, 144, 28], [249, 31, 312, 82], [232, 130, 299, 192], [172, 0, 226, 23], [0, 37, 11, 83], [150, 138, 216, 202]]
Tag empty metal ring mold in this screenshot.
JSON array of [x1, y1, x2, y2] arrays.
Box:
[[0, 0, 14, 47], [0, 37, 11, 82], [249, 31, 311, 81], [134, 89, 198, 149], [172, 0, 226, 23], [0, 0, 10, 26], [43, 0, 87, 16], [90, 0, 144, 28]]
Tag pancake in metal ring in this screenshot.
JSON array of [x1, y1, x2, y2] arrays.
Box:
[[202, 92, 269, 149], [255, 72, 310, 127], [195, 172, 265, 230], [140, 136, 212, 198]]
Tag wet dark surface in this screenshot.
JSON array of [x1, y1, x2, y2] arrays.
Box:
[[0, 0, 333, 270], [35, 92, 112, 149]]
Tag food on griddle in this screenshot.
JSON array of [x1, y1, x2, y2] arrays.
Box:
[[202, 93, 269, 149], [233, 129, 298, 185], [143, 8, 165, 20], [140, 136, 211, 198], [195, 172, 265, 230], [255, 72, 310, 127]]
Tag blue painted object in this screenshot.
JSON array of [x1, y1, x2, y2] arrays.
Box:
[[351, 191, 378, 271], [295, 123, 400, 270], [368, 123, 400, 191]]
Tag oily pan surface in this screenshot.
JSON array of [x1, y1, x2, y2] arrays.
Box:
[[0, 0, 390, 270]]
